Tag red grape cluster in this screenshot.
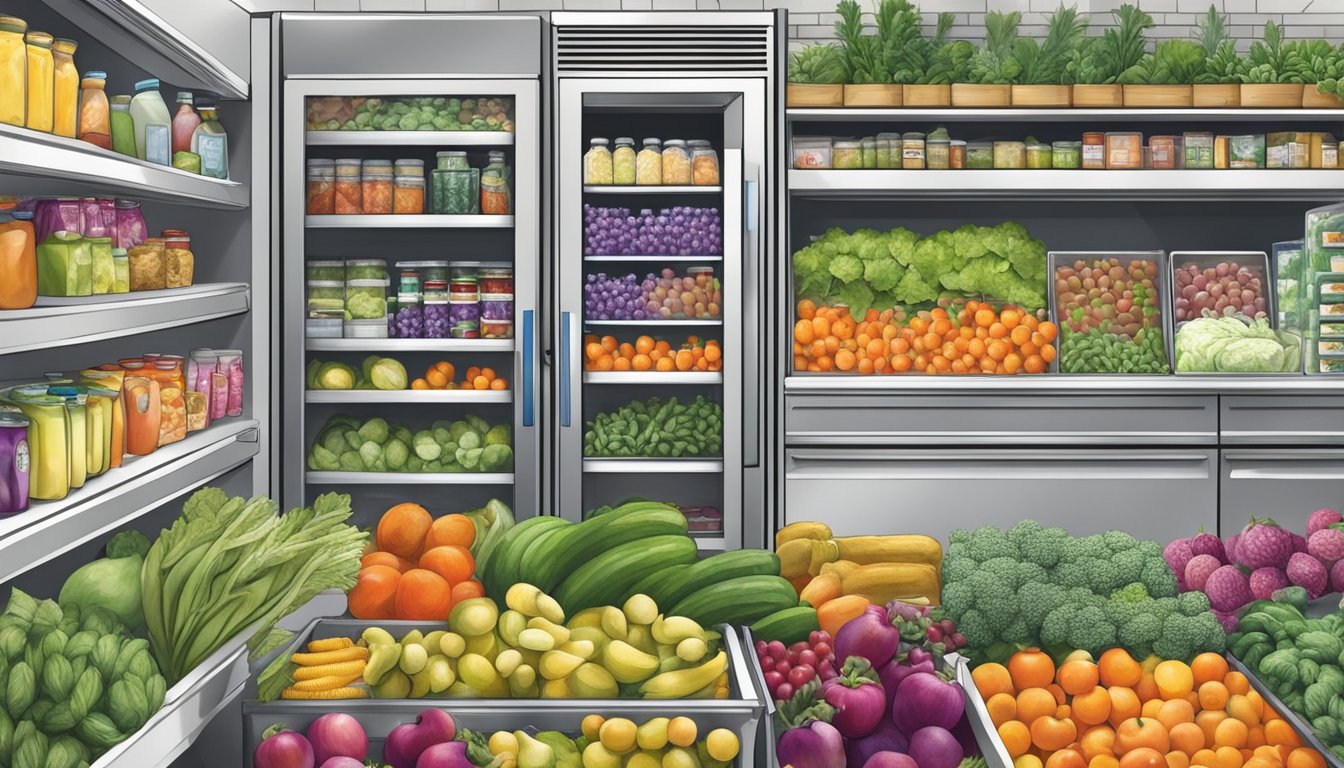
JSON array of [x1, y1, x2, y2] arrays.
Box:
[[755, 630, 837, 703]]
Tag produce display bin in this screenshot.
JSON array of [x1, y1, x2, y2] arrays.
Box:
[[740, 626, 780, 768], [245, 618, 765, 767], [1168, 251, 1276, 329], [949, 653, 1013, 768], [1047, 251, 1174, 375], [1229, 654, 1341, 768]]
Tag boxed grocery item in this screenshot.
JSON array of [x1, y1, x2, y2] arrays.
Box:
[[1267, 132, 1310, 169], [1215, 135, 1265, 169], [1104, 132, 1142, 169], [1183, 132, 1214, 169], [1310, 133, 1339, 168], [1319, 355, 1344, 373]]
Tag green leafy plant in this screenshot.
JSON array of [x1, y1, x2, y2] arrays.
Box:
[[1014, 4, 1086, 85], [1119, 39, 1205, 84], [1193, 5, 1244, 84], [1315, 44, 1344, 99], [1073, 4, 1154, 84], [835, 0, 889, 84], [876, 0, 928, 84], [1239, 21, 1312, 83], [788, 43, 848, 84], [923, 14, 976, 84], [1290, 38, 1339, 84], [968, 11, 1022, 84]]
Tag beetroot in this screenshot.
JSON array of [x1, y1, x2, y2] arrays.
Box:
[[1307, 528, 1344, 566], [1286, 552, 1329, 598], [1307, 508, 1343, 536], [1184, 554, 1222, 592], [1332, 559, 1344, 593], [907, 726, 964, 768], [1204, 565, 1253, 612], [1189, 531, 1226, 562], [1248, 567, 1289, 600], [1292, 532, 1309, 554], [1224, 534, 1241, 565], [865, 753, 920, 768], [1236, 518, 1295, 570], [1164, 539, 1195, 581]]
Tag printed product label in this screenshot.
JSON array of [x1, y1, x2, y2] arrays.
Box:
[[198, 135, 227, 178], [145, 124, 170, 165], [14, 439, 27, 475], [1323, 231, 1344, 248], [1324, 147, 1338, 168]]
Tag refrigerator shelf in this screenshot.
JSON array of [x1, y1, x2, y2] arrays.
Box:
[[306, 130, 515, 146], [306, 471, 516, 485], [0, 123, 249, 209], [0, 419, 260, 584], [583, 185, 723, 194], [586, 319, 724, 327], [584, 371, 723, 384], [583, 458, 725, 473], [305, 338, 514, 352], [305, 390, 511, 404], [306, 214, 514, 228], [0, 283, 251, 356], [786, 107, 1344, 123], [584, 255, 723, 262]]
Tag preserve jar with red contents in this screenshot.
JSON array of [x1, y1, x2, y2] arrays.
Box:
[[334, 159, 361, 214], [362, 159, 393, 214], [478, 264, 513, 294], [307, 158, 335, 215]]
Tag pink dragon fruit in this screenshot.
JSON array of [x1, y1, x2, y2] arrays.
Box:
[[1235, 518, 1296, 570], [1189, 531, 1226, 562], [1248, 567, 1289, 600], [1164, 539, 1195, 582], [1332, 560, 1344, 593], [1184, 554, 1223, 593], [1307, 508, 1343, 536], [1204, 565, 1253, 612], [1287, 552, 1329, 598], [1307, 527, 1344, 566]]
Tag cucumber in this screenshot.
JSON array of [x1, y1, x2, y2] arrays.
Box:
[[750, 606, 820, 646], [649, 549, 781, 610], [481, 516, 570, 602], [628, 563, 691, 607], [522, 501, 687, 593], [668, 575, 798, 629], [553, 535, 698, 615]]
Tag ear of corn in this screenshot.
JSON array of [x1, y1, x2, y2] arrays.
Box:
[[280, 686, 367, 700]]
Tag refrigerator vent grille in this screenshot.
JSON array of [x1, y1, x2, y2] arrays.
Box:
[[556, 26, 770, 72]]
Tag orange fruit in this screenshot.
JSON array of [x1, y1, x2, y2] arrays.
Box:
[[419, 545, 475, 586], [1223, 672, 1250, 696], [434, 360, 455, 379], [1093, 757, 1122, 768], [1018, 688, 1060, 726], [1120, 748, 1167, 768], [451, 579, 485, 603], [1109, 687, 1142, 728], [600, 335, 618, 352], [1226, 695, 1260, 727], [1215, 719, 1249, 749], [1031, 716, 1078, 751], [1137, 673, 1161, 702], [411, 378, 430, 390], [1081, 725, 1117, 760], [1010, 649, 1057, 691], [361, 551, 414, 573], [1001, 721, 1033, 757], [1049, 750, 1088, 768], [988, 692, 1019, 727], [1074, 686, 1113, 726], [394, 569, 453, 620], [376, 503, 434, 560], [473, 375, 490, 389], [974, 663, 1015, 698], [1197, 711, 1229, 747], [423, 513, 476, 551], [1198, 682, 1230, 712], [1059, 660, 1101, 696], [347, 565, 401, 620], [1191, 654, 1229, 687], [1170, 723, 1206, 757], [1213, 746, 1244, 768], [1155, 661, 1195, 701], [656, 356, 675, 372], [1157, 700, 1196, 731], [586, 342, 605, 360], [1100, 649, 1144, 688], [797, 299, 817, 320], [1286, 749, 1325, 768], [1115, 717, 1171, 755], [1263, 720, 1300, 749], [426, 369, 449, 388], [491, 378, 509, 390]]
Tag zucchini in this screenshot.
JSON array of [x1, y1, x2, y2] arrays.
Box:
[[668, 575, 798, 628], [628, 563, 691, 607], [649, 549, 781, 610], [481, 516, 570, 602], [750, 606, 821, 645], [554, 535, 698, 615], [522, 501, 687, 593]]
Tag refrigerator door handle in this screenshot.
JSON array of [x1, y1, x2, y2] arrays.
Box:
[[522, 309, 535, 428], [560, 310, 573, 428], [743, 171, 760, 467]]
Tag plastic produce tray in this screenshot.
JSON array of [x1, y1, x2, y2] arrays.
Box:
[[1047, 251, 1174, 375], [1168, 251, 1276, 329], [244, 619, 764, 767], [950, 653, 1013, 768], [740, 626, 780, 768], [1228, 654, 1341, 768]]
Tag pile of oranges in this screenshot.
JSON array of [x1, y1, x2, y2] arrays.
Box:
[[584, 334, 724, 373], [793, 299, 1058, 375], [348, 503, 484, 621], [973, 648, 1326, 768], [411, 361, 509, 391]]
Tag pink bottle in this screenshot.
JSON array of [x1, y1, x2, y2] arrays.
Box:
[[171, 91, 199, 157]]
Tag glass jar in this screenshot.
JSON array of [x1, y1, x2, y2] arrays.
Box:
[[1025, 141, 1052, 169], [437, 151, 470, 171], [1052, 141, 1081, 169], [393, 292, 424, 338], [160, 229, 192, 288], [306, 260, 344, 282], [126, 238, 165, 292], [950, 140, 966, 169], [397, 267, 422, 296], [346, 259, 387, 281], [432, 167, 480, 214], [111, 249, 128, 293], [80, 198, 105, 239], [1082, 132, 1106, 170], [874, 133, 898, 169], [480, 293, 513, 322], [612, 137, 636, 185], [423, 279, 448, 301], [966, 142, 994, 169], [24, 30, 53, 133], [451, 264, 478, 284], [858, 137, 876, 170], [0, 410, 31, 516], [51, 38, 76, 138], [394, 158, 425, 177], [0, 209, 36, 309], [662, 140, 691, 184], [306, 280, 344, 317], [114, 200, 147, 250], [994, 141, 1026, 169], [423, 283, 449, 338], [334, 159, 362, 214], [306, 158, 335, 215], [394, 175, 425, 214], [636, 139, 662, 185], [110, 95, 135, 157], [345, 279, 387, 320], [361, 160, 393, 214], [79, 71, 111, 149], [833, 139, 862, 170], [0, 16, 26, 127], [690, 140, 721, 184], [151, 359, 186, 446], [480, 174, 509, 215], [902, 132, 926, 170], [449, 297, 480, 326], [584, 138, 613, 185], [926, 131, 951, 170], [479, 264, 514, 294]]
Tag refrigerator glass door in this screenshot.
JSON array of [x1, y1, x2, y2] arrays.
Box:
[[282, 79, 540, 518], [557, 78, 766, 552]]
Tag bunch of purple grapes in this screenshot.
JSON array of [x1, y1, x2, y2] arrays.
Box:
[[424, 302, 450, 338], [393, 305, 425, 339], [583, 204, 723, 256], [585, 273, 648, 321]]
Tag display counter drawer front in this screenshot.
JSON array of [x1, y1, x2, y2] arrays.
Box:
[[1221, 396, 1344, 445], [784, 448, 1217, 544], [1221, 450, 1344, 534], [784, 393, 1218, 446]]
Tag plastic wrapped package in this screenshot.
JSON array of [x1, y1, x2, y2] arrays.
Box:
[[87, 236, 113, 294], [0, 410, 30, 516], [218, 350, 244, 417], [150, 358, 186, 446], [0, 209, 36, 309], [112, 249, 128, 293], [36, 231, 91, 296], [33, 198, 82, 244], [80, 197, 106, 238]]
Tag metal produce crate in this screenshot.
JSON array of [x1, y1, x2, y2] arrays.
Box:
[[244, 619, 764, 767], [949, 653, 1013, 768], [1228, 654, 1341, 768], [740, 627, 780, 768], [1047, 251, 1174, 375]]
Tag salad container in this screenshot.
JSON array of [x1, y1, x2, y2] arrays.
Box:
[[1047, 251, 1173, 375]]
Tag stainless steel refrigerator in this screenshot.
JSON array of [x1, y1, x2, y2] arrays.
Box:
[[549, 12, 785, 551]]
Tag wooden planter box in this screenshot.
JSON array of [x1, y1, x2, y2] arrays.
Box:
[[1072, 84, 1123, 108], [1012, 85, 1071, 108], [842, 84, 902, 107], [1123, 84, 1193, 108], [786, 84, 844, 108], [1192, 84, 1240, 108], [1303, 85, 1344, 109], [903, 84, 952, 107], [951, 83, 1010, 108], [1240, 84, 1303, 108]]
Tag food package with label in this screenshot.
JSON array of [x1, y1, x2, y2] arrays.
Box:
[[1267, 132, 1310, 169], [1215, 135, 1266, 169], [36, 231, 91, 296]]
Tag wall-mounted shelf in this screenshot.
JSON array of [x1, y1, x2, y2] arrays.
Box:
[[786, 108, 1344, 123], [305, 338, 514, 353], [306, 131, 515, 146], [307, 472, 516, 485], [583, 458, 724, 473], [306, 215, 514, 228], [584, 185, 722, 194], [585, 255, 723, 262], [305, 390, 511, 404], [586, 319, 723, 327], [584, 372, 723, 385]]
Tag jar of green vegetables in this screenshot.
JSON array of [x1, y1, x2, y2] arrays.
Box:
[[966, 142, 994, 170], [1025, 140, 1052, 169], [1052, 141, 1081, 169]]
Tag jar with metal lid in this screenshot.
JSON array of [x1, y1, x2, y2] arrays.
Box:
[[126, 238, 165, 291], [690, 140, 721, 184], [362, 168, 393, 214], [950, 140, 967, 169], [450, 274, 479, 297], [1025, 140, 1052, 169], [662, 140, 691, 185], [612, 137, 636, 185], [902, 132, 926, 170], [994, 141, 1026, 169], [0, 15, 27, 127], [394, 175, 425, 214], [51, 37, 76, 138], [450, 263, 478, 281], [334, 158, 362, 214], [79, 70, 111, 149], [479, 265, 513, 295], [307, 158, 335, 215], [636, 139, 662, 185], [926, 129, 951, 170], [1052, 141, 1081, 169], [393, 291, 423, 338], [833, 139, 862, 170], [24, 30, 53, 133], [397, 267, 422, 297], [584, 138, 613, 185], [423, 284, 449, 338], [394, 158, 424, 177], [159, 229, 193, 288], [437, 151, 470, 171], [1082, 132, 1105, 170]]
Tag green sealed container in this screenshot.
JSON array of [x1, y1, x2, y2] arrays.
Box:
[[37, 231, 91, 296], [88, 236, 114, 294]]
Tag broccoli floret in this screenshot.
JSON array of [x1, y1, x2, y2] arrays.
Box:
[[1118, 613, 1163, 659], [1002, 618, 1032, 645], [1041, 605, 1077, 647], [1104, 598, 1146, 628], [1103, 530, 1139, 552], [1006, 520, 1044, 550], [942, 555, 979, 586], [1068, 536, 1110, 564], [1111, 549, 1148, 586], [1068, 606, 1118, 656], [980, 557, 1027, 590], [1087, 560, 1122, 596], [957, 609, 995, 648], [1111, 583, 1151, 604], [948, 529, 972, 545], [1150, 597, 1179, 621], [1154, 613, 1227, 662], [966, 526, 1017, 562], [1017, 582, 1069, 630], [941, 581, 975, 620], [1177, 590, 1212, 617], [1017, 562, 1049, 586], [1052, 562, 1091, 589], [1019, 528, 1068, 569], [1140, 558, 1179, 598], [965, 571, 1018, 636], [1136, 539, 1164, 562]]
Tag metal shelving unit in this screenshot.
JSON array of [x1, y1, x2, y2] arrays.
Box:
[[584, 371, 723, 384], [305, 214, 515, 228], [583, 185, 722, 194], [583, 458, 725, 473], [305, 338, 514, 353], [584, 255, 724, 262], [586, 319, 724, 326], [305, 390, 512, 403], [306, 471, 516, 485], [786, 108, 1344, 122], [306, 130, 515, 146]]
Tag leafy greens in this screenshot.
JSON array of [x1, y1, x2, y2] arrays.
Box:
[[1014, 4, 1087, 85]]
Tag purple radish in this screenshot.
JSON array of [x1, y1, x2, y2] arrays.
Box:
[[1213, 609, 1240, 634], [1224, 534, 1241, 565], [1292, 532, 1309, 555], [1307, 508, 1343, 536], [1249, 567, 1289, 600], [1308, 528, 1344, 566], [1205, 565, 1253, 612], [1236, 518, 1295, 570], [1184, 554, 1223, 592], [1189, 531, 1226, 562], [1287, 552, 1329, 598], [1332, 559, 1344, 593], [1164, 539, 1195, 581]]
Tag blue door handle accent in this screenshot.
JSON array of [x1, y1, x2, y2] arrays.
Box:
[[522, 309, 534, 427]]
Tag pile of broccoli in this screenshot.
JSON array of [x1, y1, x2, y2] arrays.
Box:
[[941, 521, 1227, 663], [308, 413, 513, 474]]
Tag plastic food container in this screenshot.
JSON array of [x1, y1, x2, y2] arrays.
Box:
[[0, 410, 30, 516], [832, 139, 861, 170], [1105, 133, 1143, 169], [305, 318, 342, 338], [993, 141, 1025, 169], [1169, 251, 1272, 325], [437, 150, 470, 171], [392, 292, 424, 339], [1049, 251, 1171, 375], [3, 386, 69, 501], [478, 264, 513, 294], [966, 142, 993, 169], [1150, 135, 1180, 170], [1273, 240, 1305, 347], [859, 136, 877, 170], [343, 318, 388, 339], [480, 293, 514, 322], [1184, 133, 1214, 169], [450, 321, 480, 339], [346, 258, 387, 281], [345, 279, 388, 320], [481, 318, 513, 338], [926, 132, 951, 170], [37, 231, 92, 296], [902, 132, 926, 170], [1082, 132, 1105, 169], [449, 298, 480, 325], [950, 140, 966, 169], [423, 296, 449, 338], [1052, 141, 1081, 169], [306, 279, 344, 318], [306, 259, 344, 282], [306, 159, 335, 215], [1025, 141, 1051, 169], [690, 139, 720, 184], [791, 137, 831, 170], [334, 158, 362, 214], [875, 133, 899, 169]]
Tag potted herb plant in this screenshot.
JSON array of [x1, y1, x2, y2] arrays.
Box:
[[1119, 39, 1201, 107], [1239, 21, 1305, 107], [1310, 44, 1344, 108], [1010, 4, 1084, 107], [924, 17, 979, 105], [1296, 39, 1344, 107], [1071, 4, 1152, 108], [1192, 5, 1241, 107], [954, 10, 1018, 107], [836, 0, 903, 107], [787, 43, 847, 107], [880, 0, 950, 107]]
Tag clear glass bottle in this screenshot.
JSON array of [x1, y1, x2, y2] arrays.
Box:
[[0, 15, 26, 127], [481, 150, 511, 215], [584, 138, 613, 185], [50, 38, 77, 138], [662, 139, 691, 184], [78, 71, 111, 149], [636, 138, 662, 185], [612, 137, 636, 185], [689, 140, 720, 185], [24, 31, 53, 133], [190, 96, 229, 179]]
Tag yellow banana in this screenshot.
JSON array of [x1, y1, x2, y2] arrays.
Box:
[[651, 615, 704, 645], [601, 640, 659, 684], [776, 538, 813, 579], [639, 650, 727, 699]]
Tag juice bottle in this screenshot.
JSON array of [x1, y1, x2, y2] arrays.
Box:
[[129, 78, 171, 164], [78, 71, 111, 149], [171, 91, 199, 156], [24, 30, 53, 133], [109, 95, 136, 157], [0, 209, 36, 310], [4, 386, 68, 501], [191, 96, 229, 179], [51, 38, 77, 138], [0, 16, 27, 127]]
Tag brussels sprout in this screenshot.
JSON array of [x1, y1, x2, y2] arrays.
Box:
[[457, 431, 481, 451], [385, 439, 409, 470], [322, 430, 347, 455], [482, 444, 514, 472], [484, 424, 511, 447], [425, 460, 444, 473], [456, 447, 484, 470], [359, 441, 382, 469], [413, 433, 443, 461], [406, 456, 424, 473], [339, 451, 364, 472], [344, 430, 363, 451], [432, 426, 453, 445], [358, 417, 389, 444], [449, 421, 474, 443], [311, 445, 339, 471]]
